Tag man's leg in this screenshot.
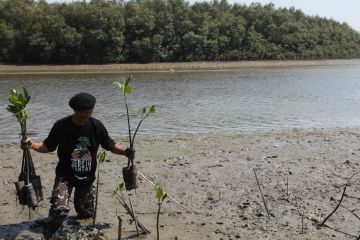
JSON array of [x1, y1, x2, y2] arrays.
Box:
[[47, 177, 73, 230], [74, 183, 96, 219]]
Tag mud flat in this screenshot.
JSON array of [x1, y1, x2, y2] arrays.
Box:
[[1, 59, 359, 74], [1, 128, 360, 239]]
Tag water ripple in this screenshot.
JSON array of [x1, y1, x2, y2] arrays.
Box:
[[1, 64, 360, 143]]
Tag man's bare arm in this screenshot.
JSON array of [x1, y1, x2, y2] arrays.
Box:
[[110, 143, 127, 156], [23, 139, 49, 153]]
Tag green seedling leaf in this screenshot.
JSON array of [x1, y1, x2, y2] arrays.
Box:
[[6, 105, 18, 114], [125, 86, 132, 93], [155, 185, 167, 202], [97, 151, 106, 164], [124, 75, 132, 87], [123, 85, 132, 94], [8, 95, 22, 108], [15, 110, 27, 124], [113, 182, 125, 196], [9, 88, 17, 95], [113, 81, 124, 89], [18, 94, 26, 105], [139, 107, 146, 114], [23, 88, 30, 103], [150, 105, 157, 113], [162, 193, 167, 202], [113, 81, 132, 94]]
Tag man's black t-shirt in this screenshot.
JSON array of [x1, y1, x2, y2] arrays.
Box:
[[44, 115, 115, 185]]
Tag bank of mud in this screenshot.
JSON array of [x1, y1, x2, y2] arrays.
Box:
[[1, 128, 360, 239], [1, 59, 359, 75]]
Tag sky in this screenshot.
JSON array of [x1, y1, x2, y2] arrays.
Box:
[[47, 0, 360, 32]]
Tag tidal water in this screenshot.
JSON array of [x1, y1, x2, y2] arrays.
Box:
[[1, 61, 360, 143]]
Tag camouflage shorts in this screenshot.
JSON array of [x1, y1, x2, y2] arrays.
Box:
[[49, 176, 95, 220]]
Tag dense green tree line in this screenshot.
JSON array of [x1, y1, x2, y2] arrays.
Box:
[[0, 0, 359, 64]]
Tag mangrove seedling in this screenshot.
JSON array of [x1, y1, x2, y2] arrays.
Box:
[[155, 185, 167, 240], [7, 88, 43, 213], [113, 75, 157, 155], [113, 183, 150, 234], [93, 151, 106, 228], [113, 76, 157, 190]]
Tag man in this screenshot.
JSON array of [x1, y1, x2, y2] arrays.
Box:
[[22, 92, 134, 232]]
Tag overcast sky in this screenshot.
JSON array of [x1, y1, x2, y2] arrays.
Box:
[[47, 0, 360, 32]]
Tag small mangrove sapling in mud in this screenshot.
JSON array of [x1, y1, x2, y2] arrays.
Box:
[[93, 151, 106, 228], [155, 185, 167, 240], [113, 76, 157, 190]]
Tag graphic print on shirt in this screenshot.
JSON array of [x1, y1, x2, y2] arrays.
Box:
[[71, 136, 92, 181]]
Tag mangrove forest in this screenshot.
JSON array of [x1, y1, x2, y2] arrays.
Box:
[[0, 0, 360, 64]]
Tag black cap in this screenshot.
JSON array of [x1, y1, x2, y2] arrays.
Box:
[[69, 92, 96, 111]]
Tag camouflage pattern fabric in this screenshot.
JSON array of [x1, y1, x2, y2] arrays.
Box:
[[48, 176, 95, 227], [74, 182, 96, 219]]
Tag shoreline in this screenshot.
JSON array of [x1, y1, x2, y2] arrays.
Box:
[[2, 126, 360, 145], [1, 128, 360, 239], [1, 59, 360, 74]]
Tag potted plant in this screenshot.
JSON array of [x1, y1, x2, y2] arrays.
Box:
[[113, 76, 156, 190]]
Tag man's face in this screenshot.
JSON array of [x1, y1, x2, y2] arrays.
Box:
[[74, 109, 93, 122]]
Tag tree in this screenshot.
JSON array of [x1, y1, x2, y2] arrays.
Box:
[[0, 20, 15, 62], [58, 0, 125, 63]]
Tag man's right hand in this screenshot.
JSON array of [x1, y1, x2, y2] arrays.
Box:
[[20, 138, 31, 150], [20, 139, 49, 153]]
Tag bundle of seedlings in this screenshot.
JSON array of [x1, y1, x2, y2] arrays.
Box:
[[7, 88, 43, 211], [113, 182, 150, 236], [113, 76, 156, 190]]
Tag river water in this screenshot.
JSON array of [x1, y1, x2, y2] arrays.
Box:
[[1, 61, 360, 143]]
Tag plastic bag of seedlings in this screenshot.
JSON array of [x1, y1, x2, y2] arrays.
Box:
[[122, 165, 137, 190], [31, 175, 43, 201], [15, 180, 27, 205], [15, 174, 43, 209]]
